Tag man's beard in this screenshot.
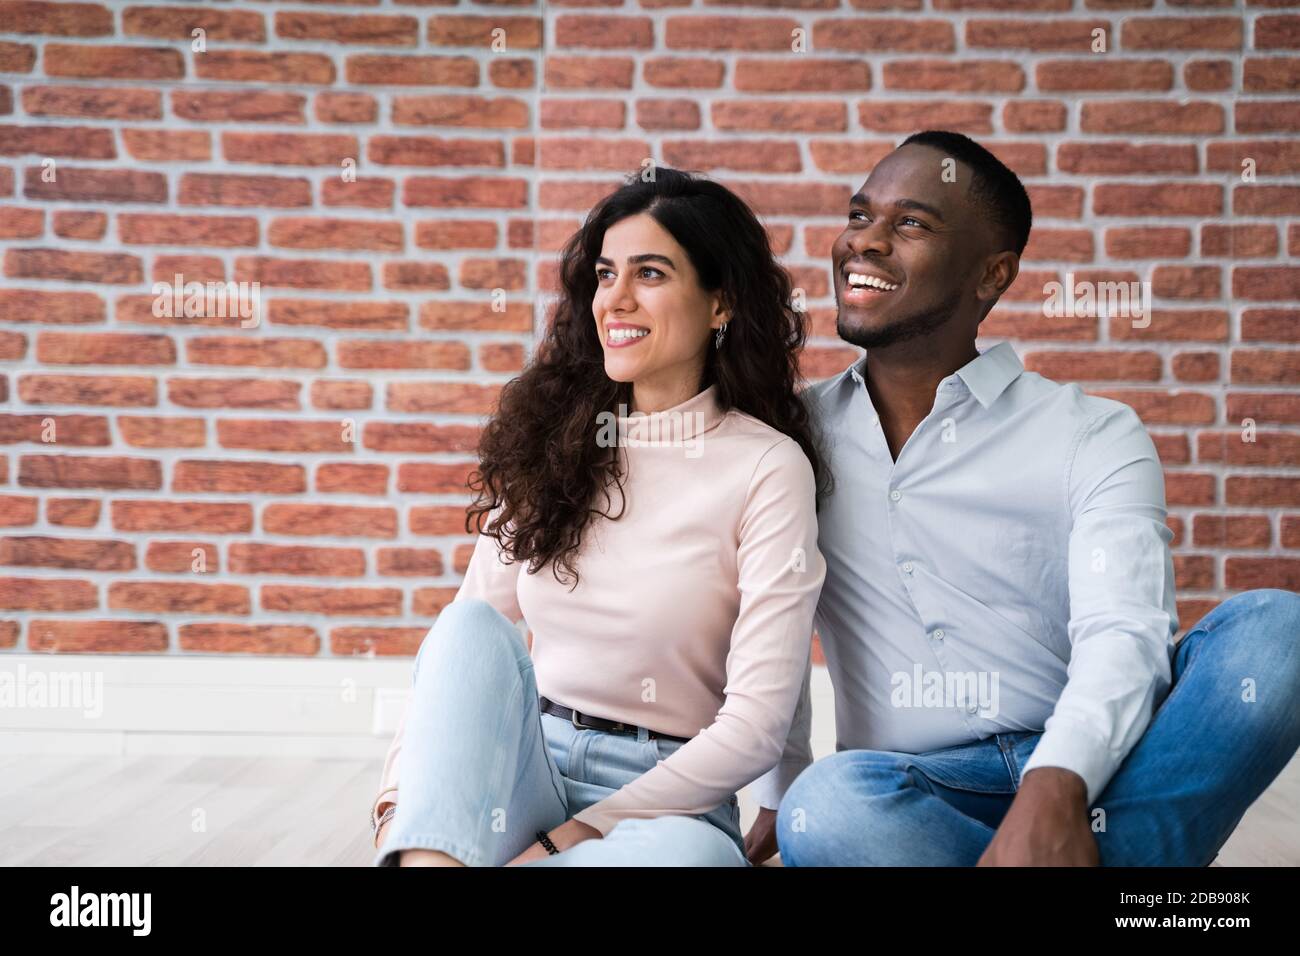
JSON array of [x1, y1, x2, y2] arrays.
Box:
[[836, 288, 964, 350]]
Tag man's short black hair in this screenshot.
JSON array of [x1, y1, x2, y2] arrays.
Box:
[[899, 129, 1032, 256]]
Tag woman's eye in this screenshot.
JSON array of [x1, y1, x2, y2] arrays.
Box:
[[596, 268, 613, 280], [639, 267, 664, 279]]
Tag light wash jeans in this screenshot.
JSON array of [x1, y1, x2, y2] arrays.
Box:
[[374, 597, 749, 867], [777, 588, 1300, 866]]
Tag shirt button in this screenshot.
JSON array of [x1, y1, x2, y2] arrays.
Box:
[[932, 629, 944, 641], [902, 562, 914, 574], [889, 489, 901, 502], [871, 415, 880, 427], [966, 701, 980, 715]]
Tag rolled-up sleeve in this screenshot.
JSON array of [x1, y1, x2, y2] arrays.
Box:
[[1019, 405, 1178, 805]]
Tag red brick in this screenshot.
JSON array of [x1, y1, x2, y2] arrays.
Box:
[[1172, 351, 1220, 383], [179, 173, 311, 208], [1023, 349, 1161, 382], [0, 2, 111, 36], [1242, 309, 1300, 343], [316, 463, 388, 496], [1190, 512, 1274, 548], [345, 54, 476, 86], [1174, 555, 1216, 591], [109, 581, 251, 615], [173, 90, 305, 124], [1225, 477, 1300, 507], [228, 543, 364, 577], [1231, 349, 1300, 385], [179, 623, 319, 655], [196, 51, 334, 85], [5, 248, 141, 283], [29, 620, 168, 653], [119, 213, 258, 248], [45, 43, 183, 79], [429, 14, 541, 49], [263, 503, 398, 538], [1037, 59, 1173, 91], [23, 85, 160, 119], [1085, 389, 1216, 425], [52, 210, 104, 240], [276, 11, 417, 45], [0, 578, 96, 611], [123, 5, 266, 41], [1225, 558, 1300, 592], [24, 166, 167, 204], [643, 56, 724, 89]]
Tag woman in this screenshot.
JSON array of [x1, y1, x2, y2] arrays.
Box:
[[371, 167, 831, 867]]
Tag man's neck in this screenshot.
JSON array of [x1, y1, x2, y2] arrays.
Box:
[[863, 337, 980, 461]]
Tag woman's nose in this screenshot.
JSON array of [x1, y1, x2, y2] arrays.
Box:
[[605, 271, 637, 312]]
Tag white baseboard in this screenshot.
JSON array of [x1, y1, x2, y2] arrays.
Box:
[[0, 654, 838, 759], [0, 654, 414, 757]]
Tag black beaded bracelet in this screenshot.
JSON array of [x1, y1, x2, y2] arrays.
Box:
[[536, 829, 560, 855]]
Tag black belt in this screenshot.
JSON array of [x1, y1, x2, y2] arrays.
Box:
[[539, 696, 692, 744]]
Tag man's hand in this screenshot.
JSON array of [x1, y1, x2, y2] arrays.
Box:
[[744, 807, 779, 865], [506, 818, 602, 866], [977, 767, 1099, 867]]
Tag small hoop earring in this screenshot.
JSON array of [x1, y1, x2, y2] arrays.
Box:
[[714, 322, 728, 349]]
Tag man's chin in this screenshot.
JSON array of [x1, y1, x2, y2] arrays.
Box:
[[836, 313, 905, 351], [836, 298, 959, 351]]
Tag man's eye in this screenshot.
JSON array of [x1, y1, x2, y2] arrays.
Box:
[[901, 217, 925, 227], [849, 210, 868, 222]]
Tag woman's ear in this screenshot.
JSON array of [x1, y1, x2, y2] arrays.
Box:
[[711, 295, 731, 330]]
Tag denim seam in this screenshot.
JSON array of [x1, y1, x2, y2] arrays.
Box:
[[472, 663, 532, 862], [1000, 738, 1021, 787], [534, 697, 570, 812]]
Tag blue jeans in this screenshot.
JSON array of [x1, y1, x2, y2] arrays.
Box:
[[777, 588, 1300, 866], [374, 598, 748, 867]]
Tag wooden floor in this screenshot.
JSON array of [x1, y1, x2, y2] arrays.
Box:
[[2, 752, 1296, 866]]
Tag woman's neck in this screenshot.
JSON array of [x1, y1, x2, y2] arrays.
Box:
[[630, 370, 706, 414]]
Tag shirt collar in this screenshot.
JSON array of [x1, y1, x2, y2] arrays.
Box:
[[617, 383, 725, 442], [955, 341, 1023, 409], [845, 341, 1023, 410]]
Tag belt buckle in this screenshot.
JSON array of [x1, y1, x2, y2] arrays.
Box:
[[570, 708, 595, 731]]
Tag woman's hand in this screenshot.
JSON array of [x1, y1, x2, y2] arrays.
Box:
[[744, 807, 779, 864], [505, 818, 602, 865]]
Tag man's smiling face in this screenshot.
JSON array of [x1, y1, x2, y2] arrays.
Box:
[[832, 143, 996, 350]]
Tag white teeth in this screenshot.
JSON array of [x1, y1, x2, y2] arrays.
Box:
[[609, 327, 649, 341], [847, 272, 899, 291]]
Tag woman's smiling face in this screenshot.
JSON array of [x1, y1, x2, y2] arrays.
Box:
[[592, 213, 727, 410]]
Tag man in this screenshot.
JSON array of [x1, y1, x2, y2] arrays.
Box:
[[743, 130, 1300, 866]]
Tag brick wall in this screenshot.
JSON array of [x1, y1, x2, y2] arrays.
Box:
[[0, 0, 1296, 658]]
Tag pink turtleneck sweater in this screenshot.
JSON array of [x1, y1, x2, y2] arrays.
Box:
[[372, 383, 825, 837]]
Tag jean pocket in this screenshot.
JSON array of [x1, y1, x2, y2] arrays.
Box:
[[652, 734, 686, 762], [540, 711, 575, 778]]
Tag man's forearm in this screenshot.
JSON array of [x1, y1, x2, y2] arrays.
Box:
[[978, 766, 1099, 866], [1018, 766, 1088, 811]]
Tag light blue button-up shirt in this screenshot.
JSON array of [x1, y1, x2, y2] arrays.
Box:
[[754, 341, 1178, 808]]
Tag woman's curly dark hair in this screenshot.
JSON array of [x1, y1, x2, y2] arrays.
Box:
[[464, 166, 833, 589]]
